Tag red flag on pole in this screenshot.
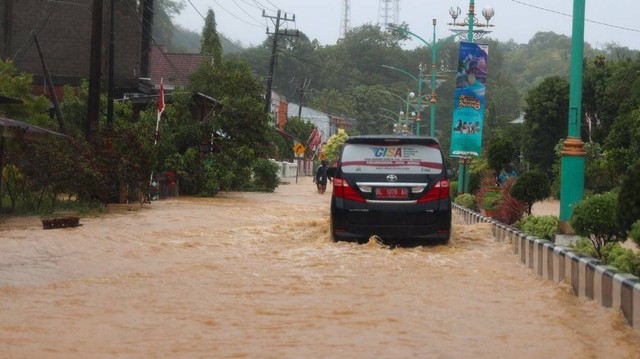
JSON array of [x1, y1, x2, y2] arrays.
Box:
[[158, 81, 165, 114], [306, 127, 318, 146], [311, 130, 324, 150]]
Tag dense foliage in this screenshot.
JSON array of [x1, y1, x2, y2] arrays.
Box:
[[570, 191, 627, 259], [454, 193, 475, 210], [519, 215, 559, 241], [510, 169, 551, 215], [572, 239, 640, 277], [486, 134, 516, 175], [617, 158, 640, 245]]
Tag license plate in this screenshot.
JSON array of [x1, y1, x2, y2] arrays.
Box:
[[375, 187, 408, 199]]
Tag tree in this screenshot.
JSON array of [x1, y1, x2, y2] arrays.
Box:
[[617, 158, 640, 245], [486, 134, 516, 175], [201, 9, 223, 66], [152, 0, 186, 52], [323, 131, 349, 164], [510, 169, 551, 215], [0, 60, 49, 124], [522, 76, 569, 175], [571, 191, 627, 259]]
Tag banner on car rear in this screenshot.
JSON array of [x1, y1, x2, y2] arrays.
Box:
[[450, 42, 488, 157], [340, 144, 444, 174]]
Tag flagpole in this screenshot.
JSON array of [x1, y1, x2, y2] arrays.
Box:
[[150, 79, 165, 188]]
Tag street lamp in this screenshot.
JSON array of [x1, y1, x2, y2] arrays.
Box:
[[393, 22, 456, 137], [381, 91, 416, 135], [448, 1, 495, 195], [381, 65, 424, 135], [448, 1, 495, 42], [406, 92, 415, 131]]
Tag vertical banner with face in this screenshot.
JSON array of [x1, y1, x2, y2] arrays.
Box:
[[450, 42, 489, 157]]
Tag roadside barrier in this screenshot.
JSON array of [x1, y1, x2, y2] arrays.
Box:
[[453, 203, 640, 333]]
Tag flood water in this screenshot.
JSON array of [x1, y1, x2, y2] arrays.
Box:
[[1, 176, 639, 358]]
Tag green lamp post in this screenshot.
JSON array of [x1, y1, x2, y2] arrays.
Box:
[[381, 90, 415, 135], [448, 1, 495, 194], [559, 0, 586, 232], [395, 22, 456, 137], [381, 65, 423, 135]]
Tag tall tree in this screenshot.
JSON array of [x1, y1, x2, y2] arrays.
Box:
[[201, 9, 223, 66], [522, 76, 569, 175], [152, 0, 185, 51]]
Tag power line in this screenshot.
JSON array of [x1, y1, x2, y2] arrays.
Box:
[[212, 0, 263, 27], [183, 0, 245, 51], [510, 0, 640, 34], [252, 0, 277, 12], [232, 0, 266, 26]]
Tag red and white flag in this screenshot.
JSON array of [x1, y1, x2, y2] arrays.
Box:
[[306, 127, 318, 146], [311, 130, 324, 151], [158, 81, 165, 115], [154, 79, 164, 145]]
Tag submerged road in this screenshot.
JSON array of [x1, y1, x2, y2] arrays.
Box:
[[1, 176, 639, 358]]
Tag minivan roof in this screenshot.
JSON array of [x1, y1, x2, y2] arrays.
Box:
[[344, 135, 440, 145]]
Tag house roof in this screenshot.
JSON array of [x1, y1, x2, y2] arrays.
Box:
[[0, 117, 68, 141], [149, 45, 208, 87]]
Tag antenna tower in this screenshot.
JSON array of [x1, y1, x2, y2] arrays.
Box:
[[339, 0, 351, 39], [377, 0, 400, 30]]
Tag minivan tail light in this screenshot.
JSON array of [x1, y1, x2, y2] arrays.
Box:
[[417, 180, 450, 203], [333, 178, 366, 202]]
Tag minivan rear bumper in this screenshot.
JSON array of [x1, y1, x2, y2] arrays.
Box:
[[330, 207, 451, 245]]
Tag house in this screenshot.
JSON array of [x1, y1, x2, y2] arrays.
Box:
[[1, 0, 142, 100], [149, 45, 208, 90]]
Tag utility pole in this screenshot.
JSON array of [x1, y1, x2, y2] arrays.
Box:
[[86, 0, 104, 141], [140, 0, 154, 78], [297, 78, 310, 119], [263, 10, 297, 114], [107, 0, 116, 129]]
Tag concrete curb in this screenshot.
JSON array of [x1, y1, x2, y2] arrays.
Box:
[[453, 203, 640, 333]]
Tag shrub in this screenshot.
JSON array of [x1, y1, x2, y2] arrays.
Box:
[[601, 243, 640, 277], [484, 190, 502, 210], [450, 181, 458, 199], [570, 237, 597, 258], [468, 157, 490, 194], [494, 178, 527, 225], [252, 158, 280, 192], [630, 220, 640, 244], [511, 169, 551, 214], [521, 215, 559, 240], [570, 191, 627, 259], [454, 193, 475, 210]]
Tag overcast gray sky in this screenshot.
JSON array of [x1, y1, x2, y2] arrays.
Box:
[[174, 0, 640, 50]]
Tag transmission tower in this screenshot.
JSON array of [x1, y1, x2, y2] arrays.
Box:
[[339, 0, 351, 40], [377, 0, 399, 30]]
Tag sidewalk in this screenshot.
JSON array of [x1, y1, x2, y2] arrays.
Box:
[[531, 199, 560, 216]]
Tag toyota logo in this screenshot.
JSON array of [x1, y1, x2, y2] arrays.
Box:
[[386, 174, 398, 182]]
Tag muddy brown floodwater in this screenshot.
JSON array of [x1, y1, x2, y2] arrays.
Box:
[[1, 176, 639, 358]]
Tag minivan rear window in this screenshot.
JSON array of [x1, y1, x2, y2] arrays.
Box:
[[340, 143, 444, 174]]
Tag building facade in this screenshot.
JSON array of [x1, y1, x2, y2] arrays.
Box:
[[1, 0, 142, 96]]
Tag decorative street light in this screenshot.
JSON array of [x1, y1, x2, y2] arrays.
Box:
[[381, 65, 424, 135], [448, 1, 495, 41], [381, 91, 415, 135], [379, 107, 404, 133], [448, 1, 495, 195], [393, 22, 456, 137]]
